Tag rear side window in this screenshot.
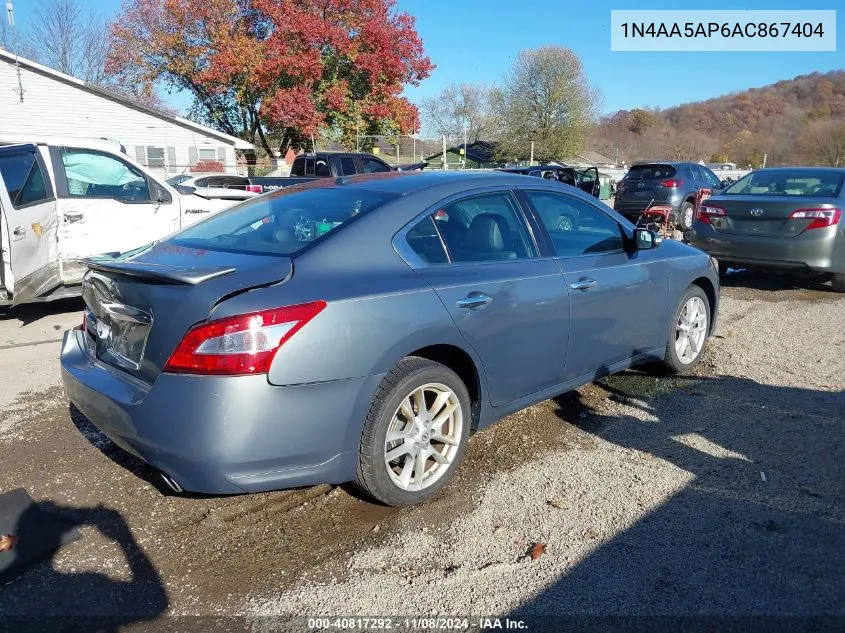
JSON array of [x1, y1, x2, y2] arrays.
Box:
[[0, 151, 51, 208], [435, 192, 535, 262], [290, 158, 305, 177], [170, 187, 395, 256], [362, 158, 390, 173], [723, 170, 844, 197], [405, 216, 448, 264], [340, 158, 357, 176], [625, 164, 676, 180]]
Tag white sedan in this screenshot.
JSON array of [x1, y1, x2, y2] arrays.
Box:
[[165, 173, 261, 225]]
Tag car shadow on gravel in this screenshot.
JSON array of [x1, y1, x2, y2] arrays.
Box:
[[510, 374, 845, 622], [0, 298, 84, 326], [721, 270, 837, 297], [0, 500, 168, 631]]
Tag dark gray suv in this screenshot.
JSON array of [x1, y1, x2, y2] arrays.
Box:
[[614, 162, 726, 230]]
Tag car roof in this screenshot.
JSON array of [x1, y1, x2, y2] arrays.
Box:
[[501, 165, 574, 173], [744, 166, 845, 175], [0, 135, 125, 154], [295, 170, 536, 195], [629, 161, 692, 167]]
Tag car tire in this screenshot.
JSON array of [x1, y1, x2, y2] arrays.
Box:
[[718, 261, 730, 278], [832, 272, 845, 293], [679, 201, 695, 231], [663, 285, 710, 374], [356, 357, 471, 507]]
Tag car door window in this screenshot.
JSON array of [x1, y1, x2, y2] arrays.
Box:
[[436, 192, 535, 262], [404, 215, 448, 264], [701, 167, 722, 189], [340, 158, 357, 176], [61, 148, 151, 202], [0, 152, 51, 208], [315, 159, 331, 177], [526, 191, 624, 257], [361, 158, 390, 173]]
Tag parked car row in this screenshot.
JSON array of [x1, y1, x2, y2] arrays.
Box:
[[61, 170, 720, 506]]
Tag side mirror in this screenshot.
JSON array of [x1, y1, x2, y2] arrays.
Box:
[[634, 228, 661, 250], [720, 179, 732, 188], [174, 184, 196, 196], [151, 183, 172, 203]]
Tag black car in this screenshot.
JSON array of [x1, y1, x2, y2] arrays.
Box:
[[614, 162, 729, 230], [498, 165, 600, 198]]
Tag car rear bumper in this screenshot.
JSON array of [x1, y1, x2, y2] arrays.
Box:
[[60, 328, 381, 494], [691, 224, 843, 273]]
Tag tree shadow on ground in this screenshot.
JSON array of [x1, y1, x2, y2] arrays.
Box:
[[0, 500, 168, 632], [509, 373, 845, 623]]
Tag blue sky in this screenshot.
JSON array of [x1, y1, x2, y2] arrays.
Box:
[[7, 0, 844, 119]]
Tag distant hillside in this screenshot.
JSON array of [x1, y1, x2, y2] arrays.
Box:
[[591, 70, 845, 167]]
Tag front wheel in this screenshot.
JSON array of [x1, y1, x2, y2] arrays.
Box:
[[831, 272, 845, 293], [663, 286, 711, 373], [356, 357, 471, 506]]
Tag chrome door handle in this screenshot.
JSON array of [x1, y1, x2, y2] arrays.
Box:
[[12, 225, 25, 237], [456, 293, 493, 309], [570, 278, 597, 291], [64, 210, 84, 222]]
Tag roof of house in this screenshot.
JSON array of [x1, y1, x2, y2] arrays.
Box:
[[0, 49, 253, 150], [564, 150, 616, 165]]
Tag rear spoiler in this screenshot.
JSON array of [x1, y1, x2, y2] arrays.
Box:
[[84, 257, 235, 285]]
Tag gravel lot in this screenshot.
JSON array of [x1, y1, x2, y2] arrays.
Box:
[[0, 273, 843, 627]]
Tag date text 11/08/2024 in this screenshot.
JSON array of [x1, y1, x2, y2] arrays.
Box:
[[307, 618, 528, 630]]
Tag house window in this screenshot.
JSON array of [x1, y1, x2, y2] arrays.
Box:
[[198, 148, 217, 162], [146, 146, 165, 168]]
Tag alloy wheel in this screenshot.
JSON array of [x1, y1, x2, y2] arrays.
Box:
[[383, 383, 464, 492], [674, 296, 708, 364]]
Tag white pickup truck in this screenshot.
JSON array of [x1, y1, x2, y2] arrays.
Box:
[[0, 137, 256, 306]]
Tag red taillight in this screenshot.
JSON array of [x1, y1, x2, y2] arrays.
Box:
[[660, 179, 684, 188], [245, 184, 263, 194], [788, 207, 842, 230], [697, 205, 725, 224], [163, 301, 327, 375]]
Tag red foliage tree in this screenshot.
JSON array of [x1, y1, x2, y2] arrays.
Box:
[[107, 0, 432, 154]]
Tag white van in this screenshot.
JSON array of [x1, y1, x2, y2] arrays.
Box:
[[0, 137, 255, 305]]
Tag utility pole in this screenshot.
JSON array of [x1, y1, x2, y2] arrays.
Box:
[[463, 119, 467, 169], [530, 141, 534, 166], [442, 135, 447, 170], [6, 1, 25, 103], [762, 153, 767, 168], [412, 131, 416, 163]]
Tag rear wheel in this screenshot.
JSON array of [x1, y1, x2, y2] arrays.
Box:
[[663, 286, 710, 374], [356, 357, 471, 506], [832, 272, 845, 293], [679, 201, 695, 231]]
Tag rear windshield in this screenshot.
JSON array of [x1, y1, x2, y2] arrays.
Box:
[[723, 170, 845, 197], [169, 186, 395, 256], [624, 164, 676, 180]]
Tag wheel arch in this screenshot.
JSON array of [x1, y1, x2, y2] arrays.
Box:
[[690, 276, 717, 334], [406, 344, 484, 429]]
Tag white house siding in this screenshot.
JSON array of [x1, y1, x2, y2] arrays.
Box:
[[0, 54, 248, 178]]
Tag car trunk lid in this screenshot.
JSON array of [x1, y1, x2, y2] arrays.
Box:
[[702, 195, 838, 237], [81, 241, 292, 383]]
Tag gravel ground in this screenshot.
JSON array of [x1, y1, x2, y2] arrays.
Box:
[[0, 274, 843, 627]]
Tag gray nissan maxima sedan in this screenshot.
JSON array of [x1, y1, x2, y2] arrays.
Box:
[[692, 167, 845, 291], [61, 171, 719, 506]]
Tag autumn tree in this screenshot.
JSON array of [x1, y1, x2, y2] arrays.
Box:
[[801, 120, 845, 166], [421, 83, 497, 143], [492, 46, 601, 162], [107, 0, 433, 155]]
